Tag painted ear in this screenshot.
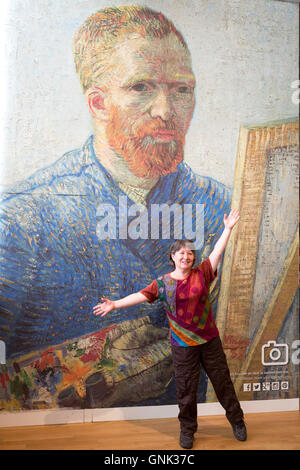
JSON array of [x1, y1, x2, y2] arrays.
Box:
[[87, 87, 109, 120]]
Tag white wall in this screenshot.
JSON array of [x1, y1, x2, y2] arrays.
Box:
[[0, 0, 298, 188], [0, 399, 298, 427]]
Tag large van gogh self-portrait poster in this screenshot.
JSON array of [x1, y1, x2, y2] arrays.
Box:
[[0, 0, 298, 414]]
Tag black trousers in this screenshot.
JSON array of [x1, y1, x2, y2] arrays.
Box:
[[171, 336, 244, 435]]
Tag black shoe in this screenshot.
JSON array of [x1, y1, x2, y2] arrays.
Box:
[[179, 432, 194, 449], [231, 419, 247, 441]]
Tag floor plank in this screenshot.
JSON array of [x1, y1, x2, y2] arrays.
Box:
[[0, 411, 299, 450]]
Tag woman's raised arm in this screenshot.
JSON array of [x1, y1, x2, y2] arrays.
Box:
[[208, 209, 240, 273]]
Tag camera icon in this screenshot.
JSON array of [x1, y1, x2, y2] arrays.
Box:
[[0, 340, 6, 364], [261, 341, 289, 366]]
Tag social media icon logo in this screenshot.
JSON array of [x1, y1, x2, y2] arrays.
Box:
[[271, 382, 280, 391], [261, 341, 289, 366], [281, 381, 289, 390]]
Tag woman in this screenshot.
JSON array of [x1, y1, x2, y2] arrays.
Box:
[[93, 209, 247, 449]]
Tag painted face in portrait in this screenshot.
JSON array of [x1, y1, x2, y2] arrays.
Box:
[[103, 33, 196, 178]]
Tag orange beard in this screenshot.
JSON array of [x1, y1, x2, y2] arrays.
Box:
[[106, 104, 185, 178]]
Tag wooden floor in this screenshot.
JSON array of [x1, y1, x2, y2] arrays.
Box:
[[0, 411, 299, 451]]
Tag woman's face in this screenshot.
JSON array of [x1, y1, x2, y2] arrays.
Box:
[[171, 245, 195, 270]]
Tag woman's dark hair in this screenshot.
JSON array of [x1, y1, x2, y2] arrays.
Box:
[[169, 239, 196, 268]]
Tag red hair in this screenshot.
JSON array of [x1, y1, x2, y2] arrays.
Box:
[[73, 5, 188, 92]]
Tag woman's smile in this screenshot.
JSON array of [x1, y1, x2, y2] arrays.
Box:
[[171, 247, 195, 275]]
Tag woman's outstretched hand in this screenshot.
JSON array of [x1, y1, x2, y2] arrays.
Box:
[[93, 298, 115, 317], [224, 209, 240, 230]]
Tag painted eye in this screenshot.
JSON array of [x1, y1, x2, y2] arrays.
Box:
[[131, 83, 150, 92], [177, 86, 191, 94]]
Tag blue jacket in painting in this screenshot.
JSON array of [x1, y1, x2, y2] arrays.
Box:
[[0, 136, 231, 358]]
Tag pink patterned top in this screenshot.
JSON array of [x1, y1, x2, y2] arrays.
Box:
[[140, 259, 219, 346]]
